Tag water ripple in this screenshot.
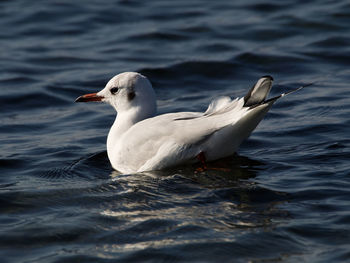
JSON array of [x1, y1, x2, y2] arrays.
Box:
[[1, 0, 350, 262]]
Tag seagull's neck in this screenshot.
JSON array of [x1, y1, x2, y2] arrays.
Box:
[[107, 106, 156, 158]]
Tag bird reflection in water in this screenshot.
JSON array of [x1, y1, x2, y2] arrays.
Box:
[[97, 154, 290, 255]]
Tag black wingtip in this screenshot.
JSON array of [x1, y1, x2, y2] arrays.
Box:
[[244, 76, 274, 107], [262, 81, 313, 105], [261, 75, 274, 81]]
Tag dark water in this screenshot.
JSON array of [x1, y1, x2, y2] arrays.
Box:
[[1, 0, 350, 262]]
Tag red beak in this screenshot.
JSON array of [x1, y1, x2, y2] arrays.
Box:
[[75, 93, 104, 102]]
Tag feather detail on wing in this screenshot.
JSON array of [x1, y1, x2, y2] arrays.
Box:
[[204, 96, 237, 115]]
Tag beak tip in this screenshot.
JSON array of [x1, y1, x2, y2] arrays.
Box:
[[74, 93, 103, 103]]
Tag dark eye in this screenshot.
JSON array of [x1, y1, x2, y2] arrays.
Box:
[[110, 87, 119, 94]]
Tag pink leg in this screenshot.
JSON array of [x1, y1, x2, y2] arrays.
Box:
[[195, 152, 231, 173], [196, 152, 207, 172]]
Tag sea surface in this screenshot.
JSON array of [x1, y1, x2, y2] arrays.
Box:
[[1, 0, 350, 262]]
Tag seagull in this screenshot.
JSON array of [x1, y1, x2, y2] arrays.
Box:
[[76, 72, 305, 174]]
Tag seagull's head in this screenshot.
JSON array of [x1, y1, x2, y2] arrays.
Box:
[[76, 72, 157, 115]]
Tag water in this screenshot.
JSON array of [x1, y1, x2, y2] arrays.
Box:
[[1, 0, 350, 262]]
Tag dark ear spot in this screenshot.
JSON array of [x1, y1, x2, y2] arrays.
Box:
[[128, 91, 135, 101]]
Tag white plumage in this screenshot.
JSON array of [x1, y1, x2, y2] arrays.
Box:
[[76, 72, 297, 174]]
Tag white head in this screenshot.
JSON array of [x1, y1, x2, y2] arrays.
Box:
[[76, 72, 157, 121]]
